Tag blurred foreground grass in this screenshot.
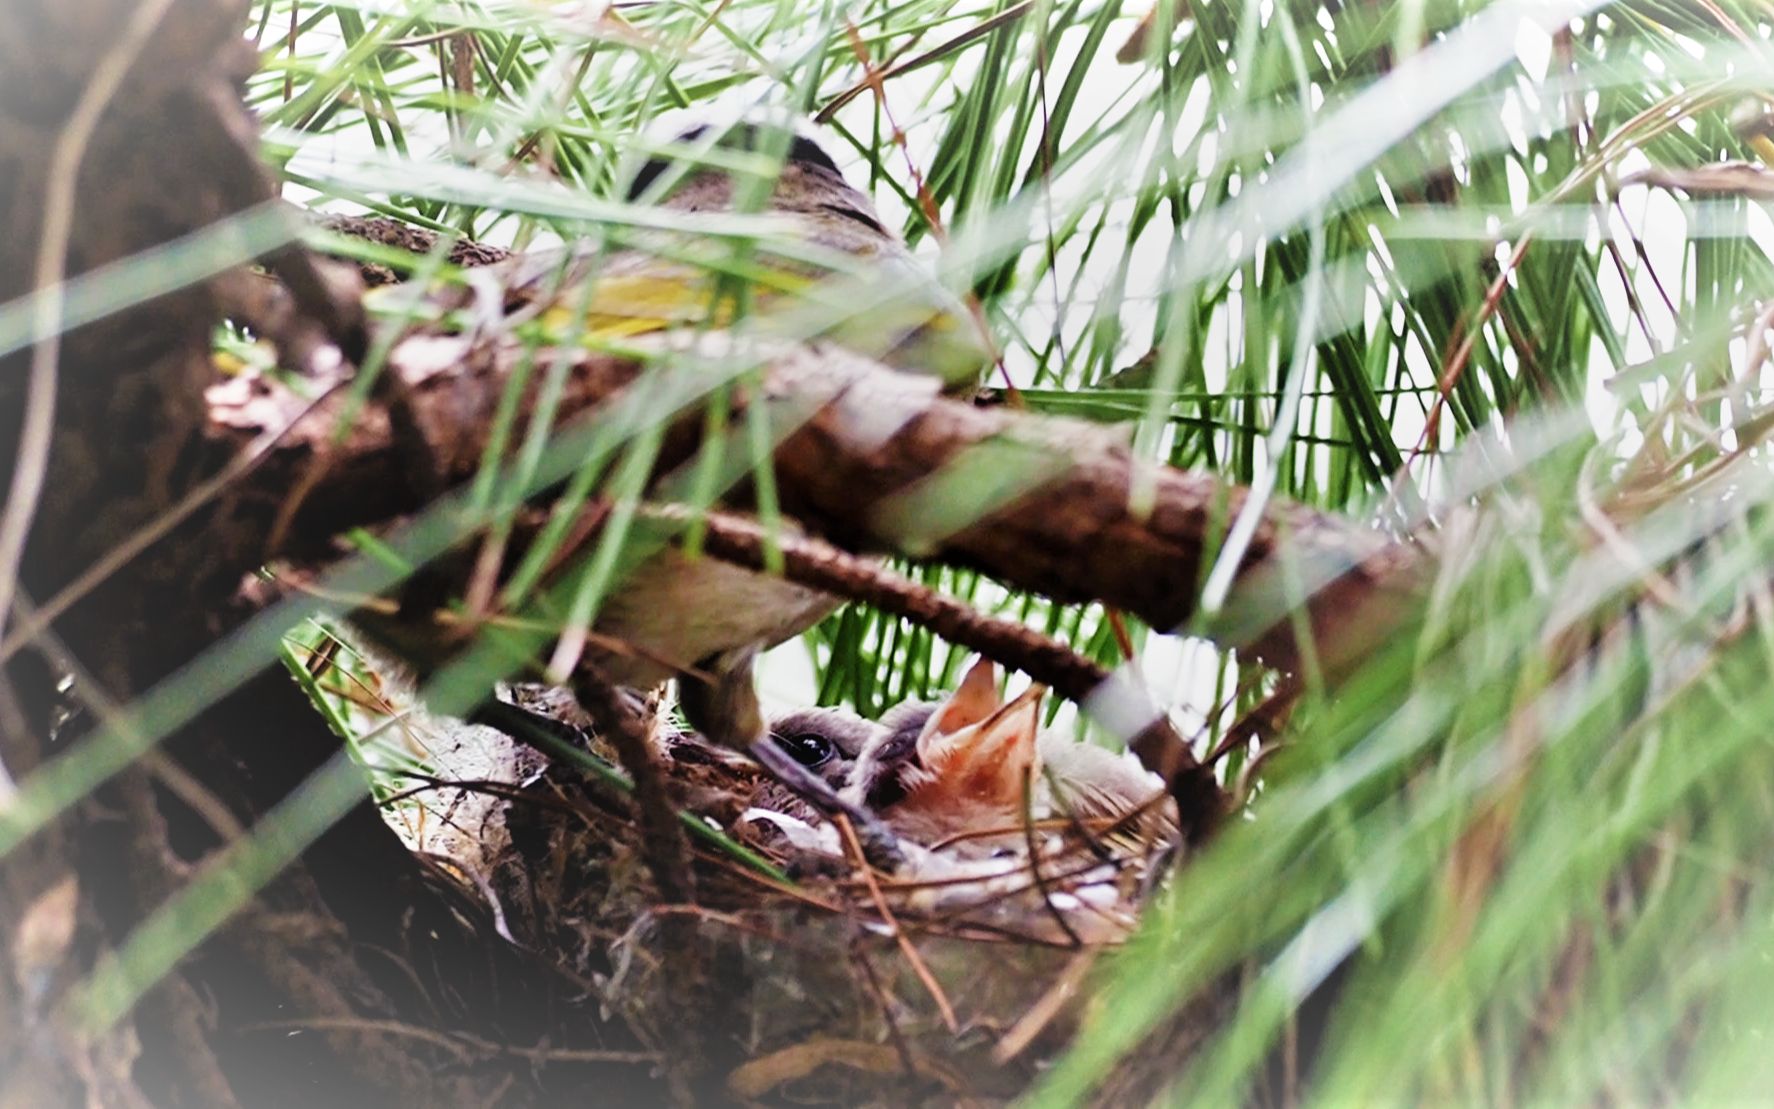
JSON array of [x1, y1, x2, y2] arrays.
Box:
[[172, 0, 1774, 1097]]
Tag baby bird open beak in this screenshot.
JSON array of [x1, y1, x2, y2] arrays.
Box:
[[867, 656, 1178, 851], [877, 658, 1046, 846], [914, 670, 1046, 811]]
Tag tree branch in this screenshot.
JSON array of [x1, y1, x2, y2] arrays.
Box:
[[205, 332, 1428, 680], [663, 505, 1227, 838]]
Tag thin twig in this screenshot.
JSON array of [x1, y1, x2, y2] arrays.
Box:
[[0, 383, 343, 667], [992, 947, 1099, 1064], [1405, 233, 1534, 472], [838, 19, 1019, 404], [835, 813, 959, 1033], [241, 1016, 661, 1065], [7, 592, 247, 847], [661, 504, 1224, 833], [1613, 197, 1680, 325], [851, 945, 922, 1078], [0, 0, 179, 646], [1020, 767, 1084, 948], [679, 506, 1113, 699], [1726, 300, 1774, 446], [572, 662, 695, 905], [1204, 676, 1301, 766], [1601, 228, 1661, 358], [143, 752, 248, 844], [816, 1, 1037, 123]]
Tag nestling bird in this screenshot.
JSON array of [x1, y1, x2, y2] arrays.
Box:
[[469, 692, 914, 855], [883, 659, 1044, 849], [748, 704, 898, 827], [764, 704, 884, 792], [471, 661, 1172, 863], [846, 658, 1178, 851], [470, 690, 878, 796]]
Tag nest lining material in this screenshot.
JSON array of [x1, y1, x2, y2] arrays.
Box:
[[369, 665, 1180, 1101]]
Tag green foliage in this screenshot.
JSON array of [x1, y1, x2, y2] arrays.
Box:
[[33, 0, 1774, 1097]]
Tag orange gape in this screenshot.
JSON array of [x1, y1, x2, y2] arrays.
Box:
[[887, 658, 1046, 845]]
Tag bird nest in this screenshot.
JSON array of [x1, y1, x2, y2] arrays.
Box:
[[385, 663, 1181, 1103]]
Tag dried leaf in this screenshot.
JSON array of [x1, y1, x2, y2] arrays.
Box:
[[726, 1037, 905, 1099], [11, 875, 79, 1002]]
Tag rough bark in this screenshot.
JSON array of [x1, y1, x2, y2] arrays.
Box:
[[201, 332, 1428, 678], [0, 2, 654, 1104]]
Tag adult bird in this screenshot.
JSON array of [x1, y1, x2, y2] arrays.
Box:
[[356, 119, 990, 862], [587, 121, 988, 852], [501, 118, 989, 386]]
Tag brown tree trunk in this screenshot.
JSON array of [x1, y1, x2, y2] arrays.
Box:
[[0, 2, 657, 1104]]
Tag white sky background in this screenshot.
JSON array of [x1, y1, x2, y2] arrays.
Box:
[[760, 13, 1769, 733], [271, 3, 1770, 738]]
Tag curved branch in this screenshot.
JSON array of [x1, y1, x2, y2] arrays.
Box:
[[205, 332, 1429, 680]]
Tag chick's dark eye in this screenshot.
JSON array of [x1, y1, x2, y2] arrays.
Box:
[[773, 731, 835, 768]]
